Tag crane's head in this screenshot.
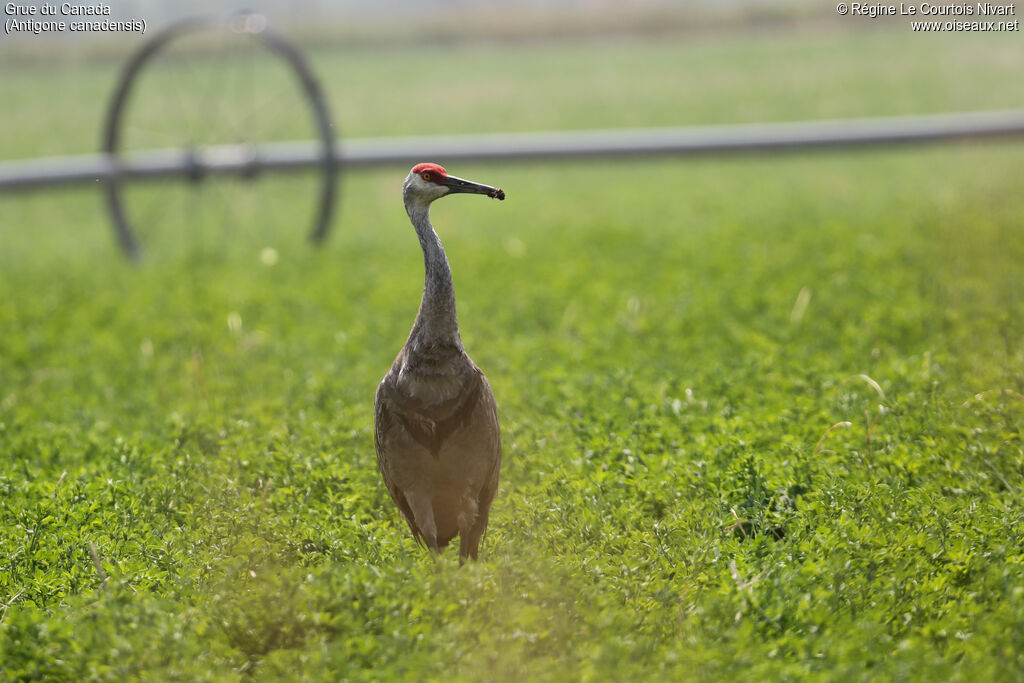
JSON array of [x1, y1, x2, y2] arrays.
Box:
[[403, 163, 505, 206]]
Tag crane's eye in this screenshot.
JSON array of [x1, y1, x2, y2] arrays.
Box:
[[421, 172, 432, 181]]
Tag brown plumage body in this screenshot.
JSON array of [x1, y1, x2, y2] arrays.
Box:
[[374, 163, 504, 562]]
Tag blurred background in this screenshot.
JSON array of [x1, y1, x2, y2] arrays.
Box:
[[2, 0, 1021, 261]]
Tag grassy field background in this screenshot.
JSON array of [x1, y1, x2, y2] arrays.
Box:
[[1, 26, 1024, 680]]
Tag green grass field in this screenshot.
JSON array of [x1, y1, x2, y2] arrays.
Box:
[[1, 27, 1023, 680]]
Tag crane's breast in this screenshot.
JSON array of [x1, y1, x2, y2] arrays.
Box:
[[384, 371, 483, 458]]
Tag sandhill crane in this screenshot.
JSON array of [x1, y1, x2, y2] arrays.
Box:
[[374, 163, 505, 563]]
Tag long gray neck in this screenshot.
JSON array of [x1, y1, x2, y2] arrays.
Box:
[[405, 199, 462, 350]]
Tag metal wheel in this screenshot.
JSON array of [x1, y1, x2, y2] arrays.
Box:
[[102, 13, 338, 260]]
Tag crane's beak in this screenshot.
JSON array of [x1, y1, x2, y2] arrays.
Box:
[[443, 174, 505, 200]]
